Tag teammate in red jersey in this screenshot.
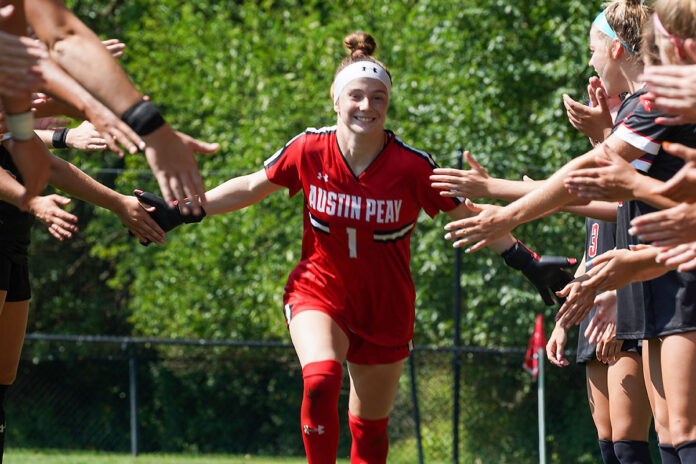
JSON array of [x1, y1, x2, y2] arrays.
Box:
[[136, 32, 575, 463]]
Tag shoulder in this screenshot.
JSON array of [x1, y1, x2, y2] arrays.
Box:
[[265, 126, 337, 168], [389, 131, 440, 170]]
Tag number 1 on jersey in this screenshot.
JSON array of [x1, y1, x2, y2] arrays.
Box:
[[346, 227, 357, 258]]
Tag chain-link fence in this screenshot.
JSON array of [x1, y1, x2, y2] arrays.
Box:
[[2, 333, 624, 463]]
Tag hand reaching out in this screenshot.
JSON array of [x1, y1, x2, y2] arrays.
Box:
[[564, 143, 640, 201], [628, 202, 696, 247], [649, 142, 696, 203], [26, 193, 78, 241], [64, 120, 108, 151], [430, 151, 492, 199]]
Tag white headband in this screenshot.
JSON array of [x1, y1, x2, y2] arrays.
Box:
[[332, 61, 392, 103]]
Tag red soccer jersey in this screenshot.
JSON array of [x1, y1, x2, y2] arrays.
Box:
[[264, 126, 459, 346]]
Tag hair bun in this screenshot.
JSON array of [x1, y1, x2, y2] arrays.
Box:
[[343, 32, 377, 58]]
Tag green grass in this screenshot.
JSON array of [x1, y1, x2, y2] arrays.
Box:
[[4, 449, 351, 464]]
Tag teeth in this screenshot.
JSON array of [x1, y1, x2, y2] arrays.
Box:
[[356, 116, 372, 121]]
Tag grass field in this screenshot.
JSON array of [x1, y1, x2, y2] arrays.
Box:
[[4, 449, 350, 464]]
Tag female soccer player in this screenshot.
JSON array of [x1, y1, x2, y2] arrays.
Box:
[[136, 32, 574, 463]]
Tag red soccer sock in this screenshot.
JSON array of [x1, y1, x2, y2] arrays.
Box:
[[348, 411, 389, 464], [300, 360, 342, 464]]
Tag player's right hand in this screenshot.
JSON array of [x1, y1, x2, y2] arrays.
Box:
[[133, 189, 205, 245]]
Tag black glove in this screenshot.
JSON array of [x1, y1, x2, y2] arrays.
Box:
[[501, 240, 577, 306], [133, 189, 205, 246]]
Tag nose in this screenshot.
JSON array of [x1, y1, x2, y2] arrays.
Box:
[[359, 96, 371, 111]]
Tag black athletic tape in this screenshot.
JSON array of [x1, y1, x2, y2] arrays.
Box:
[[121, 100, 166, 136], [52, 128, 69, 149]]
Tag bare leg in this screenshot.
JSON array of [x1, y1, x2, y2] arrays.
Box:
[[661, 332, 696, 446], [587, 360, 612, 440], [608, 351, 652, 442]]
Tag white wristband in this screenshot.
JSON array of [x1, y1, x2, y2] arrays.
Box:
[[4, 111, 35, 142]]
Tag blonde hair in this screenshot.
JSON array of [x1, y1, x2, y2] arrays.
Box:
[[655, 0, 696, 39], [603, 0, 652, 59]]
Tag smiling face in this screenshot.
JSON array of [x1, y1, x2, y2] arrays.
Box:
[[588, 25, 622, 96], [333, 77, 389, 137]]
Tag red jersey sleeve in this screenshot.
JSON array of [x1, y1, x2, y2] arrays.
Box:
[[398, 141, 460, 218], [264, 132, 306, 197]]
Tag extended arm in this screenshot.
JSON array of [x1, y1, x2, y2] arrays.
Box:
[[444, 136, 674, 252], [205, 169, 283, 215], [26, 0, 206, 212], [48, 154, 165, 244]]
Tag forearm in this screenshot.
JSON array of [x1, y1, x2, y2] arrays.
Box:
[[506, 150, 600, 226], [37, 54, 103, 117], [35, 129, 53, 147], [632, 177, 679, 210], [0, 0, 32, 114], [0, 165, 26, 205], [205, 169, 281, 215], [487, 178, 545, 202], [48, 154, 122, 211], [561, 201, 618, 222], [32, 97, 86, 120], [630, 247, 673, 282], [26, 0, 142, 115]]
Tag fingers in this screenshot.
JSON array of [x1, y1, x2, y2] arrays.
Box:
[[464, 198, 482, 213], [464, 151, 483, 172], [595, 87, 609, 114]]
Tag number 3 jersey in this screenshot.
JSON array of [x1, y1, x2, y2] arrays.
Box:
[[264, 127, 460, 346]]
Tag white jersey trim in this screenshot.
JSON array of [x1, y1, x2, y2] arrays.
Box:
[[614, 123, 661, 155]]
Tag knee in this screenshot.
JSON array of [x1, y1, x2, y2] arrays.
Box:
[[669, 418, 696, 446], [302, 360, 342, 402], [348, 411, 389, 464]]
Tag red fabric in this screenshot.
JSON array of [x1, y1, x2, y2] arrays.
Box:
[[523, 314, 547, 380], [348, 411, 389, 464], [300, 360, 343, 464], [265, 127, 459, 347], [283, 294, 411, 365]]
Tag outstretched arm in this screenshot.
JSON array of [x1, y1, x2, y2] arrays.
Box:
[[26, 0, 206, 213], [205, 169, 282, 215], [47, 154, 165, 244], [443, 136, 652, 252]]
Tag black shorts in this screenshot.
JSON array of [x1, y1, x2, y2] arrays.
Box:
[[576, 305, 641, 364], [0, 253, 30, 302], [616, 269, 696, 339]]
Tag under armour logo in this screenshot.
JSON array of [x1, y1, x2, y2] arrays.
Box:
[[317, 172, 329, 182], [304, 424, 325, 435]]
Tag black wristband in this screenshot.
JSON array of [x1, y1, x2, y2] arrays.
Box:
[[501, 240, 536, 270], [121, 100, 166, 136], [52, 128, 69, 149]]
